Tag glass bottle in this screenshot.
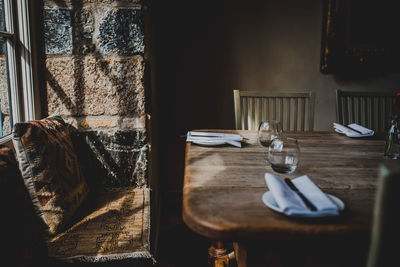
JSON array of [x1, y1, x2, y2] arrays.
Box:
[[384, 93, 400, 159], [384, 119, 400, 159]]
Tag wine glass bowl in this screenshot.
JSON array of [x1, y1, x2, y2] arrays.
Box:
[[267, 137, 300, 173], [258, 120, 282, 147]]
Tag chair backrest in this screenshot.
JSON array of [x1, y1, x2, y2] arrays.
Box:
[[233, 90, 315, 131], [367, 162, 400, 267], [335, 90, 396, 133]]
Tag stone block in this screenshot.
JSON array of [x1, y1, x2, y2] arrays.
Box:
[[119, 116, 146, 130], [43, 4, 143, 56], [71, 129, 148, 188], [44, 0, 140, 4], [44, 7, 72, 55], [98, 8, 144, 54], [63, 115, 146, 130], [80, 117, 119, 128], [46, 56, 145, 116]]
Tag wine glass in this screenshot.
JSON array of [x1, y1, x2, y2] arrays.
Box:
[[267, 136, 300, 174], [258, 120, 282, 147]]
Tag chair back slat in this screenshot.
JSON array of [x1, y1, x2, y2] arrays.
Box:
[[248, 97, 254, 130], [385, 97, 393, 131], [233, 90, 241, 130], [233, 90, 315, 131], [271, 98, 276, 121], [370, 97, 375, 129], [343, 96, 349, 125], [256, 98, 262, 129], [357, 97, 362, 125], [308, 93, 315, 131], [301, 97, 306, 130], [285, 98, 290, 130], [242, 96, 247, 130], [364, 97, 368, 126], [262, 98, 267, 122], [293, 98, 298, 131], [377, 97, 381, 131], [335, 90, 396, 133]]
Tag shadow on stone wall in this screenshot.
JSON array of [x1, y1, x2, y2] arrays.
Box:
[[46, 69, 82, 114], [42, 1, 147, 189], [44, 1, 145, 117]]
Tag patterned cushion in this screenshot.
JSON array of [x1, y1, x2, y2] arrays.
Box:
[[12, 116, 89, 237]]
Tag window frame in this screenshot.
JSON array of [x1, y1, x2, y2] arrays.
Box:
[[0, 0, 40, 145]]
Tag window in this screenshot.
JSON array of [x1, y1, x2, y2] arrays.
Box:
[[0, 0, 39, 143]]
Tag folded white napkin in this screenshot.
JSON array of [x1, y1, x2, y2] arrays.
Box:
[[264, 173, 339, 216], [186, 131, 243, 147], [333, 123, 374, 137]]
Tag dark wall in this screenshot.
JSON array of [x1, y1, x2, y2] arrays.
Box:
[[150, 0, 400, 195]]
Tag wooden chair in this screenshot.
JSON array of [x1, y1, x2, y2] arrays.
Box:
[[367, 162, 400, 267], [233, 90, 315, 131], [335, 90, 396, 133]]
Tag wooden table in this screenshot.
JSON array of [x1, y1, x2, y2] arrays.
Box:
[[182, 130, 387, 267]]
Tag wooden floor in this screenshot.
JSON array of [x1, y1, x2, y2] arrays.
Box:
[[156, 191, 211, 267]]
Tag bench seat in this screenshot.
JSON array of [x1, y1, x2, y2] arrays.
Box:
[[47, 188, 152, 264]]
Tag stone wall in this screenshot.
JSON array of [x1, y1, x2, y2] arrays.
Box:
[[43, 0, 149, 189]]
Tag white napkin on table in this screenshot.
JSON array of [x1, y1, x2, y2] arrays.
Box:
[[264, 173, 339, 216], [333, 123, 374, 137], [186, 131, 243, 148]]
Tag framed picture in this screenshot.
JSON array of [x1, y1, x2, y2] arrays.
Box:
[[320, 0, 400, 74]]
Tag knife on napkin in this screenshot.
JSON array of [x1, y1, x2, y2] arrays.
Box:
[[186, 131, 243, 147], [188, 131, 243, 140], [284, 178, 317, 211], [333, 123, 374, 137], [264, 173, 339, 216], [341, 125, 363, 135]]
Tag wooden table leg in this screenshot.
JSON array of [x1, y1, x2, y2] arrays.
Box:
[[233, 242, 247, 267], [208, 241, 232, 267]]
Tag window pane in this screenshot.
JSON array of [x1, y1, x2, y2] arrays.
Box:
[[0, 0, 4, 32], [0, 36, 12, 137]]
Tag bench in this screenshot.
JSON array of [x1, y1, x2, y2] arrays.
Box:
[[1, 116, 154, 266]]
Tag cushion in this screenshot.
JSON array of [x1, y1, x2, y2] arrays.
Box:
[[12, 115, 89, 236]]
